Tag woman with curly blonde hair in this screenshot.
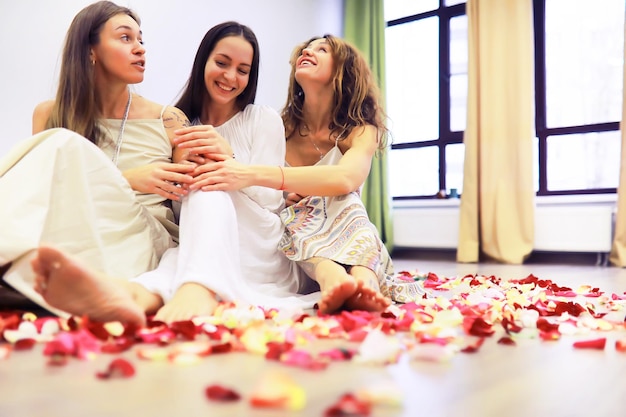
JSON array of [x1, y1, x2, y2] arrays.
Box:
[[192, 34, 394, 314]]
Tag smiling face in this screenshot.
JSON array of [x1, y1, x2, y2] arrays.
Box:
[[203, 35, 253, 111], [294, 37, 334, 87], [90, 13, 145, 85]]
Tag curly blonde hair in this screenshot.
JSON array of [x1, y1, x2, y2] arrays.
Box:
[[281, 35, 388, 149]]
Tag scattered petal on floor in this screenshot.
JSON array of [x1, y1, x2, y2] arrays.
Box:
[[205, 384, 241, 402], [572, 337, 607, 350], [249, 372, 306, 411], [324, 393, 371, 417], [96, 358, 135, 379]]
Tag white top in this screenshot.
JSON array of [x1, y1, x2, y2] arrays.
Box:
[[212, 105, 317, 306]]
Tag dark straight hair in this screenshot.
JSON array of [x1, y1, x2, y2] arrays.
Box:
[[175, 21, 260, 122]]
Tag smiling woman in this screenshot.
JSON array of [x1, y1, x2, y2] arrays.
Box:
[[26, 21, 320, 326], [0, 0, 196, 315]]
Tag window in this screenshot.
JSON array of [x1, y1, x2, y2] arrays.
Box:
[[384, 0, 625, 199], [535, 0, 624, 195], [385, 1, 467, 199]]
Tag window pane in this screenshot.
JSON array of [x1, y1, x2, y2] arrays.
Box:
[[546, 131, 621, 190], [384, 0, 438, 21], [449, 15, 468, 132], [386, 17, 439, 144], [445, 0, 466, 6], [389, 147, 439, 197], [445, 143, 464, 194], [545, 0, 625, 127]]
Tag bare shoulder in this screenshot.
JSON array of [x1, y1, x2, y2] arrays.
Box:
[[131, 94, 166, 119], [32, 100, 54, 134], [342, 124, 378, 152]]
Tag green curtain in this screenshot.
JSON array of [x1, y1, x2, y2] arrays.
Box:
[[343, 0, 394, 252]]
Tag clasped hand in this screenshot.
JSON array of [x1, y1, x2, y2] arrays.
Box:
[[174, 125, 234, 161], [124, 162, 196, 201], [172, 125, 248, 191]]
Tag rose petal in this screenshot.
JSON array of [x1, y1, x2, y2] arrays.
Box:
[[249, 372, 306, 411], [96, 358, 135, 379], [14, 338, 37, 350], [205, 384, 241, 402], [497, 336, 516, 346], [572, 338, 606, 350], [324, 393, 371, 417]]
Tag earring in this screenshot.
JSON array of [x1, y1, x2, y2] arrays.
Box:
[[91, 59, 95, 66]]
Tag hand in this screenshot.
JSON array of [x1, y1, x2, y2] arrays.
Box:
[[173, 125, 234, 160], [189, 157, 250, 191], [285, 192, 305, 207], [123, 162, 196, 201]]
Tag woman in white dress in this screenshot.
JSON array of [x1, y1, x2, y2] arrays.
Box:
[[30, 22, 318, 325], [184, 35, 394, 314], [0, 1, 195, 316]]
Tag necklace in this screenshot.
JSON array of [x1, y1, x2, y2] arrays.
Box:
[[112, 88, 132, 166], [300, 123, 325, 160], [309, 136, 325, 160]]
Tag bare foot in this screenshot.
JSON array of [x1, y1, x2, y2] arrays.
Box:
[[31, 246, 146, 326], [344, 267, 391, 312], [154, 282, 219, 323], [317, 279, 359, 314]]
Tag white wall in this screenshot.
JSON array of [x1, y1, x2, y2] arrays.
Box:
[[0, 0, 343, 155]]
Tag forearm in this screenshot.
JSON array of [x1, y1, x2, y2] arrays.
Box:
[[248, 164, 361, 196]]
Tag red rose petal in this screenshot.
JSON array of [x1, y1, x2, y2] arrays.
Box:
[[96, 358, 136, 379], [265, 341, 293, 360], [205, 384, 241, 402], [13, 338, 37, 351], [170, 320, 198, 340], [497, 336, 516, 346], [100, 337, 135, 354], [572, 338, 606, 350], [324, 393, 371, 417], [463, 317, 494, 337]]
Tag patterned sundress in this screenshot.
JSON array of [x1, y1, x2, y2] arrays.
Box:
[[278, 145, 393, 298]]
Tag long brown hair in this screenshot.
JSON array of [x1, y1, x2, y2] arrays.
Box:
[[281, 34, 388, 150], [46, 1, 140, 145]]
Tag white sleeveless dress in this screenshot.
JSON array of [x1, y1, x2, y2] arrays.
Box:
[[0, 113, 177, 316]]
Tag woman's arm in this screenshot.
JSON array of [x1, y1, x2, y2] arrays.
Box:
[[162, 106, 195, 164], [234, 106, 286, 212], [122, 105, 195, 201], [192, 124, 379, 197]]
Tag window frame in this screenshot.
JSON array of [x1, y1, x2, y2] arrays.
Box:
[[532, 0, 620, 196], [386, 0, 621, 200], [387, 2, 466, 201]]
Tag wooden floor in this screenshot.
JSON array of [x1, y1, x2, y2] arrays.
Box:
[[1, 251, 626, 417]]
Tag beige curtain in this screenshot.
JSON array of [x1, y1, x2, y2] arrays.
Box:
[[457, 0, 535, 264], [609, 10, 626, 267]]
